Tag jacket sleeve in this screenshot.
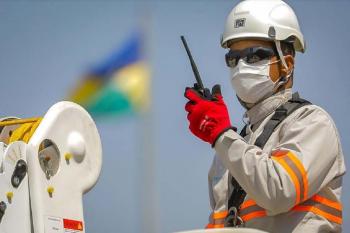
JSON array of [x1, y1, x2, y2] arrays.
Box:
[[214, 106, 343, 215], [207, 155, 229, 228]]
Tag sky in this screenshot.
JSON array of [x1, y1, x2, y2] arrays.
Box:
[[0, 0, 349, 233]]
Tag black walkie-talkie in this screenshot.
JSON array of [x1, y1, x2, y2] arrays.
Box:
[[180, 36, 212, 99]]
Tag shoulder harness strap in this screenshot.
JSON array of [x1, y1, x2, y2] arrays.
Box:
[[254, 92, 311, 148], [226, 92, 312, 227]]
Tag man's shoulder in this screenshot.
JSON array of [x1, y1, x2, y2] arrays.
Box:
[[293, 104, 333, 120], [285, 103, 339, 135]]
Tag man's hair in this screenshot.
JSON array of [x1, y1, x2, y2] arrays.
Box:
[[280, 41, 295, 57]]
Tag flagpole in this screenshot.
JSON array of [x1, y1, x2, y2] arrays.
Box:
[[137, 109, 159, 233], [136, 3, 160, 233]]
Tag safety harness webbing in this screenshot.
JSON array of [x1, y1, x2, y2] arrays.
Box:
[[225, 92, 311, 227]]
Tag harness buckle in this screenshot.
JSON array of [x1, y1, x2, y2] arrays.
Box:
[[224, 206, 243, 227]]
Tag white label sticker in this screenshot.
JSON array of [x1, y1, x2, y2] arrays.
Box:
[[45, 216, 64, 233]]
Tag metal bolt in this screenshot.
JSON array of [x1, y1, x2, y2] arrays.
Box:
[[12, 177, 20, 186]]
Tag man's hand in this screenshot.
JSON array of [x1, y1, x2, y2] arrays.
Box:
[[184, 84, 236, 147]]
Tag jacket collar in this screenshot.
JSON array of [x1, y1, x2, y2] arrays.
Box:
[[245, 89, 293, 125]]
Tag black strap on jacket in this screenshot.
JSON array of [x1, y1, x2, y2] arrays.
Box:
[[225, 92, 311, 227]]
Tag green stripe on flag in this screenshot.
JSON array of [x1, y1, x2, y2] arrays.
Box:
[[85, 85, 132, 116]]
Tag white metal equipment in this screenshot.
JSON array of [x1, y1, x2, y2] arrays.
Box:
[[0, 101, 102, 233]]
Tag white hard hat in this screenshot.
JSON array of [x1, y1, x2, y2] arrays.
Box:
[[221, 0, 306, 53]]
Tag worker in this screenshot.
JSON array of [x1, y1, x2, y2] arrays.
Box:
[[184, 0, 346, 232]]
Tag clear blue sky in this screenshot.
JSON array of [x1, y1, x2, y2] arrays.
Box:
[[0, 1, 349, 232]]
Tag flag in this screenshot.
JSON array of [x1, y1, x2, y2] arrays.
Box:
[[68, 31, 150, 117]]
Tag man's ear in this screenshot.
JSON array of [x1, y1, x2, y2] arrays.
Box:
[[280, 55, 294, 77]]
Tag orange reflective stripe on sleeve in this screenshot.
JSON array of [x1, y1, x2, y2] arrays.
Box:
[[239, 200, 267, 222], [287, 151, 308, 202], [273, 157, 301, 204], [272, 150, 308, 205], [238, 194, 342, 225], [293, 194, 342, 224], [311, 195, 342, 211], [293, 205, 342, 225], [212, 210, 228, 219], [205, 223, 225, 229], [240, 199, 256, 209], [206, 211, 227, 229], [241, 210, 267, 222]]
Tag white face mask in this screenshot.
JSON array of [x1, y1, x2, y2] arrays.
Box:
[[230, 59, 282, 104]]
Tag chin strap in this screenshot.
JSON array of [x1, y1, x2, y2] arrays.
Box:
[[268, 26, 292, 75], [275, 40, 288, 69], [273, 40, 293, 92]]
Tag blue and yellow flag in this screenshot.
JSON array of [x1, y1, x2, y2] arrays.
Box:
[[68, 32, 150, 117]]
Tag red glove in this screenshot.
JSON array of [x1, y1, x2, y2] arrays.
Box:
[[184, 85, 236, 147]]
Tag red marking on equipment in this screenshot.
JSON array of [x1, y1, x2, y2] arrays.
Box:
[[63, 219, 83, 231]]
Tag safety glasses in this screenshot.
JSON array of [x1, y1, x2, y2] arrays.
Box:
[[225, 47, 277, 68]]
